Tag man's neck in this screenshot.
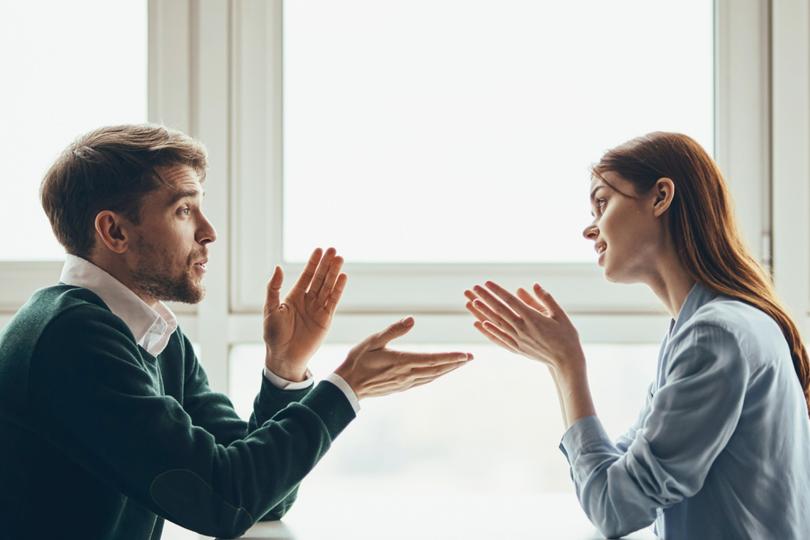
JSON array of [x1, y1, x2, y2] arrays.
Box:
[[85, 254, 159, 308]]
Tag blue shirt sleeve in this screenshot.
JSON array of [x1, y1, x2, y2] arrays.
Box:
[[614, 382, 654, 454], [559, 322, 749, 538]]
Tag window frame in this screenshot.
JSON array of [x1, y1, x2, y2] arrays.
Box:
[[0, 0, 784, 395], [228, 0, 770, 336]]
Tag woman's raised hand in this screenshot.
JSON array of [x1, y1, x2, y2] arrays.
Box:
[[463, 281, 586, 374]]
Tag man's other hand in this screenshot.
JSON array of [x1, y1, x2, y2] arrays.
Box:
[[334, 317, 474, 399]]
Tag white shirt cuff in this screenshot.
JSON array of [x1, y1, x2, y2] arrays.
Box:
[[263, 366, 315, 390], [325, 372, 361, 414]]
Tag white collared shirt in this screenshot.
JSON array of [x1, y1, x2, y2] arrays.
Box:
[[59, 254, 359, 413]]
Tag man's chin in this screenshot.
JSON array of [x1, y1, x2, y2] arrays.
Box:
[[178, 284, 205, 304], [161, 279, 205, 304]]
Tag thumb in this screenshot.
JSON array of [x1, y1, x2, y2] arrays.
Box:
[[265, 266, 283, 314], [367, 316, 415, 350]]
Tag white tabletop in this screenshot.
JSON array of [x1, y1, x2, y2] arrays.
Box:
[[219, 490, 656, 540]]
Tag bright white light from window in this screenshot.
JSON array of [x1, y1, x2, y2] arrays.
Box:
[[0, 1, 147, 261], [230, 342, 659, 493], [283, 0, 713, 263]]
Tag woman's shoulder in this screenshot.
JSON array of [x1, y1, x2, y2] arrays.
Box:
[[674, 294, 788, 366]]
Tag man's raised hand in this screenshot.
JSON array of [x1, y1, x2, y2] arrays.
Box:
[[263, 247, 347, 381]]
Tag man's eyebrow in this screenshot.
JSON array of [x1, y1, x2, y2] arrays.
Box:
[[166, 188, 205, 207]]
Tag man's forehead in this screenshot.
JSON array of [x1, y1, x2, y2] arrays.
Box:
[[156, 164, 200, 188]]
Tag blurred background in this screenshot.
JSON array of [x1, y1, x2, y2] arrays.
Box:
[[1, 1, 808, 538]]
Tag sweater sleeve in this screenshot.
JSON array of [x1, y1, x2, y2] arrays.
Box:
[[29, 306, 355, 538], [558, 322, 748, 539], [179, 332, 315, 521]]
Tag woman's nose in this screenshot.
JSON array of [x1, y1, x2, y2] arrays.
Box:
[[582, 223, 598, 241]]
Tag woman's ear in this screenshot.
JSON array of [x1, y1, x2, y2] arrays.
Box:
[[652, 177, 675, 217]]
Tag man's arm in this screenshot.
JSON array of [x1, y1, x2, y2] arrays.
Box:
[[179, 332, 314, 520], [31, 306, 355, 539]]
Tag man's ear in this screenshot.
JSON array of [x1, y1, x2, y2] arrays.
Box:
[[94, 211, 131, 254], [652, 177, 675, 218]]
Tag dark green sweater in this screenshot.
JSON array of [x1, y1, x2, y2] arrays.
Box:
[[0, 285, 355, 539]]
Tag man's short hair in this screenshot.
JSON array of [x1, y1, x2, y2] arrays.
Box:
[[40, 124, 208, 258]]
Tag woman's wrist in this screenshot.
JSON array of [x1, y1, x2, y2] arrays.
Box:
[[549, 357, 596, 428]]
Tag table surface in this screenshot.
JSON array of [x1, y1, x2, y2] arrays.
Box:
[[211, 491, 656, 540]]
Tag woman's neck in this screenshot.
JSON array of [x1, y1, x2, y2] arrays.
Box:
[[644, 250, 696, 319]]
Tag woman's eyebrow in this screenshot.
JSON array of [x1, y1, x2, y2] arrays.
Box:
[[590, 184, 606, 204]]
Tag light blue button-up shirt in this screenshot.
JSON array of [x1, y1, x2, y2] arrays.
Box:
[[560, 282, 810, 539]]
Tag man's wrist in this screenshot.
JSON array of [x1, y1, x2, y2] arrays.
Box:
[[263, 366, 314, 390], [264, 355, 308, 382]]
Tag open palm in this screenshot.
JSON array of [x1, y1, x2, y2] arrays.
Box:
[[263, 247, 347, 380]]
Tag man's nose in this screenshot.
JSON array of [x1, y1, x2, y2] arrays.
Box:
[[197, 215, 217, 245]]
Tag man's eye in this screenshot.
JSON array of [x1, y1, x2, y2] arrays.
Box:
[[178, 206, 191, 216]]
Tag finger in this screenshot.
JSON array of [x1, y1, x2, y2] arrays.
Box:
[[325, 273, 348, 315], [317, 255, 344, 305], [464, 300, 489, 324], [408, 364, 467, 388], [472, 284, 522, 325], [478, 320, 521, 351], [407, 371, 461, 390], [289, 248, 323, 296], [396, 350, 473, 366], [366, 316, 415, 349], [366, 363, 467, 396], [468, 299, 516, 334], [533, 283, 567, 320], [264, 266, 283, 314], [308, 247, 337, 295], [463, 289, 478, 302], [474, 321, 520, 353], [407, 359, 471, 379], [517, 287, 549, 315], [484, 281, 532, 317]]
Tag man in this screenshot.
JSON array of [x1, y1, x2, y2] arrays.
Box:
[[0, 124, 473, 539]]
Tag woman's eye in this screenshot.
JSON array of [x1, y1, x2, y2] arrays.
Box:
[[596, 198, 607, 212]]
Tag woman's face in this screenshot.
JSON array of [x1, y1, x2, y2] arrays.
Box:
[[582, 171, 665, 283]]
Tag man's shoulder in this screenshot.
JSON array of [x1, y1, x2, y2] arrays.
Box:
[[0, 285, 122, 406], [0, 284, 122, 348]]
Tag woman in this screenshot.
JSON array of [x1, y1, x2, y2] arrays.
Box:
[[464, 132, 810, 539]]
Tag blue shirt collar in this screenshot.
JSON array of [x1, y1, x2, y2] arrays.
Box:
[[668, 281, 718, 337]]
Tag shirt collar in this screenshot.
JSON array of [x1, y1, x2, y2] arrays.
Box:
[[59, 254, 178, 357], [668, 281, 718, 338]]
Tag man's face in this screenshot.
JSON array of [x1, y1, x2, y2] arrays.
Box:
[[128, 165, 216, 304]]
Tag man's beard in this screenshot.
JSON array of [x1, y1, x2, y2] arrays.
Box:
[[131, 236, 205, 304]]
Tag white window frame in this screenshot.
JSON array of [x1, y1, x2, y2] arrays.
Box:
[[772, 0, 810, 339], [0, 0, 783, 395], [227, 1, 770, 350]]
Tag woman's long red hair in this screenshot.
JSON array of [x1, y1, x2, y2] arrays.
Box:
[[594, 132, 810, 416]]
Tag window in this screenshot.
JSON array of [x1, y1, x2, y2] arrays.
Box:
[[282, 0, 713, 264], [0, 0, 147, 261], [232, 0, 768, 332]]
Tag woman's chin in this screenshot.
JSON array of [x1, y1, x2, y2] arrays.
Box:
[[602, 260, 622, 282]]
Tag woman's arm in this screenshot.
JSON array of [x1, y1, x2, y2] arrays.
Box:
[[464, 284, 749, 537], [464, 281, 594, 428]]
